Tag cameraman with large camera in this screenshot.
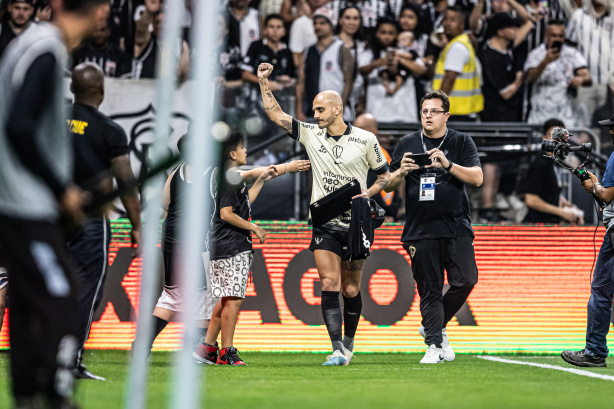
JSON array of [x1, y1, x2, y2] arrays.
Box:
[[561, 112, 614, 368]]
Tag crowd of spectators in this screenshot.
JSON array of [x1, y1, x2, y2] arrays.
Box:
[[1, 0, 612, 129], [1, 0, 613, 225]]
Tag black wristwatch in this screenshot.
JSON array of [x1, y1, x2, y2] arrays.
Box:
[[444, 161, 454, 172]]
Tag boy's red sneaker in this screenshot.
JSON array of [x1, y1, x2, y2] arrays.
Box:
[[216, 347, 246, 365]]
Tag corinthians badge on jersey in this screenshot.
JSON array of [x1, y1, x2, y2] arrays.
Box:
[[332, 145, 343, 163]]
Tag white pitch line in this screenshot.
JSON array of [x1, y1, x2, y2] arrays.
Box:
[[477, 355, 614, 382]]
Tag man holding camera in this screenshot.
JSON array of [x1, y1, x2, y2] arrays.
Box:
[[561, 112, 614, 368], [524, 20, 591, 127], [386, 90, 483, 364]]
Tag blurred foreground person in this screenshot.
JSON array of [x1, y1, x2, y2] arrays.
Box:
[[0, 0, 107, 407]]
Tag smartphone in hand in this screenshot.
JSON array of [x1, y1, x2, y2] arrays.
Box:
[[405, 152, 432, 167], [551, 40, 563, 52]]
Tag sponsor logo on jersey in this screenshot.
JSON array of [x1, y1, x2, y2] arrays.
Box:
[[348, 136, 367, 146], [319, 145, 327, 153], [314, 237, 323, 245], [325, 61, 333, 71], [374, 144, 383, 163]]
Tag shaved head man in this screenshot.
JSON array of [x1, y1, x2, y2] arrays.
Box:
[[312, 90, 344, 130], [258, 62, 390, 366], [71, 62, 105, 106], [67, 62, 141, 381], [353, 113, 378, 136]]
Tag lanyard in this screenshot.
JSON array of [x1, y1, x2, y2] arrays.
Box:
[[420, 129, 448, 153]]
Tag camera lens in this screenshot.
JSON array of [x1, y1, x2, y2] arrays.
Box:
[[541, 139, 558, 152]]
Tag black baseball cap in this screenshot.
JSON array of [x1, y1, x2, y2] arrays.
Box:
[[9, 0, 34, 5], [598, 112, 614, 126], [489, 13, 520, 32]]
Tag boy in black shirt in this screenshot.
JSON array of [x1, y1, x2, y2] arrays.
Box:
[[201, 132, 308, 365], [144, 134, 309, 361]]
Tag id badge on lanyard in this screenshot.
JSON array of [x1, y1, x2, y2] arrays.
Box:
[[420, 173, 436, 201]]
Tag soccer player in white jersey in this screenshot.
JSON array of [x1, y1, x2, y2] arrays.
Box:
[[257, 62, 390, 366]]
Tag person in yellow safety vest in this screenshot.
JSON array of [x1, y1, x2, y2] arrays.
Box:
[[354, 113, 398, 222], [432, 6, 483, 120]]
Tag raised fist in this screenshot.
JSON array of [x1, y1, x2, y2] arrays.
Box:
[[258, 63, 274, 79]]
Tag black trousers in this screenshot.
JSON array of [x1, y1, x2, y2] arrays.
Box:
[[403, 236, 478, 346], [0, 215, 78, 401], [66, 215, 111, 363]]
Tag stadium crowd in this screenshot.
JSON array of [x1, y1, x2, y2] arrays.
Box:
[[1, 0, 613, 128]]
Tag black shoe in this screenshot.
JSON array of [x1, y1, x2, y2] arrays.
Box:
[[74, 363, 106, 381], [478, 209, 506, 223], [561, 349, 607, 368]]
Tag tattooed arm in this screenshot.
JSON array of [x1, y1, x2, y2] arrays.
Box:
[[257, 63, 294, 134], [366, 171, 390, 198]]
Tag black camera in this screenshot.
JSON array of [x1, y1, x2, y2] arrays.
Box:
[[541, 127, 591, 161], [541, 127, 605, 208], [542, 139, 592, 159]]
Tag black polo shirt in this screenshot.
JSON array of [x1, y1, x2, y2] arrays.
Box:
[[69, 103, 129, 191], [241, 39, 296, 80], [390, 129, 481, 241]]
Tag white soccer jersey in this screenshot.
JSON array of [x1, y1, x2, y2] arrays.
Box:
[[292, 120, 388, 227]]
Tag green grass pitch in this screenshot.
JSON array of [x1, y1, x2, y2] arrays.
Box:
[[1, 350, 614, 408]]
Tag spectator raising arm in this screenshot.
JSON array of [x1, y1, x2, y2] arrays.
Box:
[[508, 0, 536, 47], [258, 63, 294, 134], [340, 46, 355, 109], [526, 46, 560, 83], [469, 0, 486, 36]]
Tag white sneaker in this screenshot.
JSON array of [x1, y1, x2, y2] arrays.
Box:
[[323, 350, 348, 366], [441, 328, 455, 361], [418, 326, 455, 361], [420, 344, 444, 364], [343, 346, 354, 364]]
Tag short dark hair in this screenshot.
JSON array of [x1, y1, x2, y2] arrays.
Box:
[[547, 19, 566, 28], [542, 118, 565, 135], [265, 13, 284, 26], [420, 90, 450, 113], [375, 16, 399, 33], [446, 5, 466, 21], [223, 131, 244, 161], [62, 0, 107, 13]]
